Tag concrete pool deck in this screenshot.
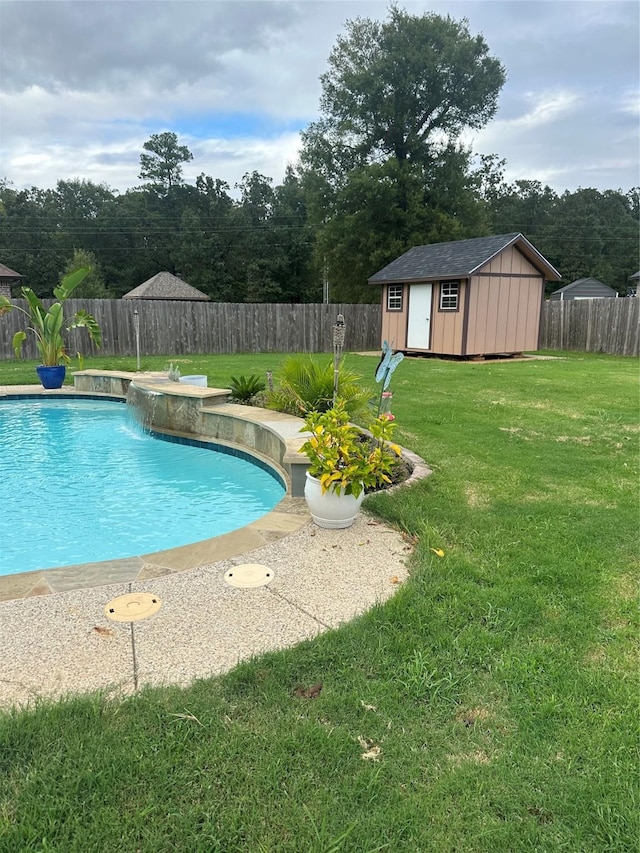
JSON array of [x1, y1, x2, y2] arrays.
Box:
[[0, 383, 426, 709], [0, 513, 414, 709]]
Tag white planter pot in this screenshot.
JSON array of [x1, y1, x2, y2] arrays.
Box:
[[179, 374, 208, 387], [304, 472, 365, 529]]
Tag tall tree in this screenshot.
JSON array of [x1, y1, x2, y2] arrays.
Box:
[[0, 184, 68, 296], [541, 189, 639, 293], [188, 174, 242, 300], [55, 178, 116, 224], [237, 169, 317, 303], [271, 167, 317, 302], [317, 149, 488, 302], [301, 5, 506, 181], [481, 178, 639, 294], [139, 132, 193, 195], [61, 248, 110, 298], [299, 6, 504, 299], [485, 178, 557, 241], [54, 179, 119, 290]]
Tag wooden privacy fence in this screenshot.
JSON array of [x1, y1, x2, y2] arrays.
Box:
[[539, 298, 639, 357], [2, 297, 637, 360], [0, 300, 382, 360]]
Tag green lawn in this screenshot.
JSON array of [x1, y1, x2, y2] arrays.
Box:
[[0, 351, 637, 852]]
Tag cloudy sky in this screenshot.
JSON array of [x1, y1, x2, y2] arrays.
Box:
[[0, 0, 638, 196]]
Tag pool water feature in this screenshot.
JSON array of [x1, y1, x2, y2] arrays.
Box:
[[0, 398, 286, 576], [126, 382, 162, 430]]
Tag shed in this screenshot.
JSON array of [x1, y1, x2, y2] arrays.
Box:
[[0, 263, 25, 299], [549, 277, 618, 301], [368, 233, 560, 358], [122, 271, 210, 301]]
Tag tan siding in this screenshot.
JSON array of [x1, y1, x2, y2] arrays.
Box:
[[431, 281, 466, 354], [481, 245, 540, 277], [429, 293, 438, 350], [466, 277, 492, 353], [525, 278, 544, 349], [380, 285, 408, 348], [494, 277, 510, 352], [516, 250, 533, 275], [484, 279, 499, 351], [514, 280, 528, 349], [510, 278, 541, 351], [466, 271, 544, 355], [379, 243, 545, 356], [455, 286, 465, 352], [505, 280, 522, 351], [465, 281, 476, 352]]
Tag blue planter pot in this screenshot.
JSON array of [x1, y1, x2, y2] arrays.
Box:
[[36, 365, 66, 389]]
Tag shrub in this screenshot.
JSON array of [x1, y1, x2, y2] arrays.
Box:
[[265, 356, 371, 419], [229, 374, 266, 404], [300, 399, 401, 497], [0, 268, 101, 367]]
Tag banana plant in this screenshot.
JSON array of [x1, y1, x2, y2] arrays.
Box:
[[0, 267, 102, 366]]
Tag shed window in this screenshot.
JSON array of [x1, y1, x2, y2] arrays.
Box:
[[387, 284, 404, 311], [440, 281, 460, 311]]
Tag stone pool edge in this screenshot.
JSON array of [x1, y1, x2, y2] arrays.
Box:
[[0, 372, 431, 602], [0, 375, 311, 602]]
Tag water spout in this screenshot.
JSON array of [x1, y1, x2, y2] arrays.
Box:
[[126, 382, 161, 433]]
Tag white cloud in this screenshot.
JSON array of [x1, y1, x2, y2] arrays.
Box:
[[190, 132, 303, 190], [0, 0, 638, 194], [509, 90, 582, 129], [619, 89, 640, 116]]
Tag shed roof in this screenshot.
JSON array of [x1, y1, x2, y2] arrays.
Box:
[[368, 233, 561, 284], [551, 277, 617, 296], [0, 263, 24, 279], [122, 271, 210, 301]]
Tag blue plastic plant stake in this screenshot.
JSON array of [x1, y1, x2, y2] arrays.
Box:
[[375, 340, 404, 390], [375, 341, 404, 413]]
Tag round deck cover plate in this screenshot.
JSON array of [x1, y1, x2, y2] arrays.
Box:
[[104, 592, 162, 622], [224, 564, 274, 588]]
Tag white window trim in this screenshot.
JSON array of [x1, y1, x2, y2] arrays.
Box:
[[439, 280, 460, 311], [387, 284, 403, 311]]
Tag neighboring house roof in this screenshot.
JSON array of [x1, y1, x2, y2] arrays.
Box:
[[122, 271, 210, 301], [368, 233, 561, 284], [629, 271, 640, 280], [550, 277, 617, 298], [0, 263, 24, 279]]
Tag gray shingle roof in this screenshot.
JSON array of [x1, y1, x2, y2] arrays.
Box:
[[368, 233, 560, 283], [550, 277, 616, 296], [122, 272, 210, 301]]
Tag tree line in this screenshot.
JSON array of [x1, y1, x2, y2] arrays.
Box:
[[1, 6, 637, 302]]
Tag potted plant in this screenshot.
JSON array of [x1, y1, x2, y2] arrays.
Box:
[[300, 399, 402, 528], [0, 267, 102, 389]]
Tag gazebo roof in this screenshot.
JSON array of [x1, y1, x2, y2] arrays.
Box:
[[0, 263, 24, 280], [122, 272, 210, 301]]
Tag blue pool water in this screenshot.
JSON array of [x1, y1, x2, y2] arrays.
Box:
[[0, 399, 285, 576]]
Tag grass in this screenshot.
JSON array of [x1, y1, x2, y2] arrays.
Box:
[[0, 351, 638, 851], [0, 352, 289, 388]]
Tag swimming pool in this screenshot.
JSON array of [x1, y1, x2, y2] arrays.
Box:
[[0, 398, 286, 576]]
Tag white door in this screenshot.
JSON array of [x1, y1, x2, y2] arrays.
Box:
[[407, 284, 432, 349]]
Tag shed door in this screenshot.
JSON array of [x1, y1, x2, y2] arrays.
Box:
[[407, 284, 432, 349]]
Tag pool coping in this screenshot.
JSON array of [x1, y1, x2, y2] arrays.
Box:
[[0, 380, 311, 601], [0, 375, 430, 603]]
